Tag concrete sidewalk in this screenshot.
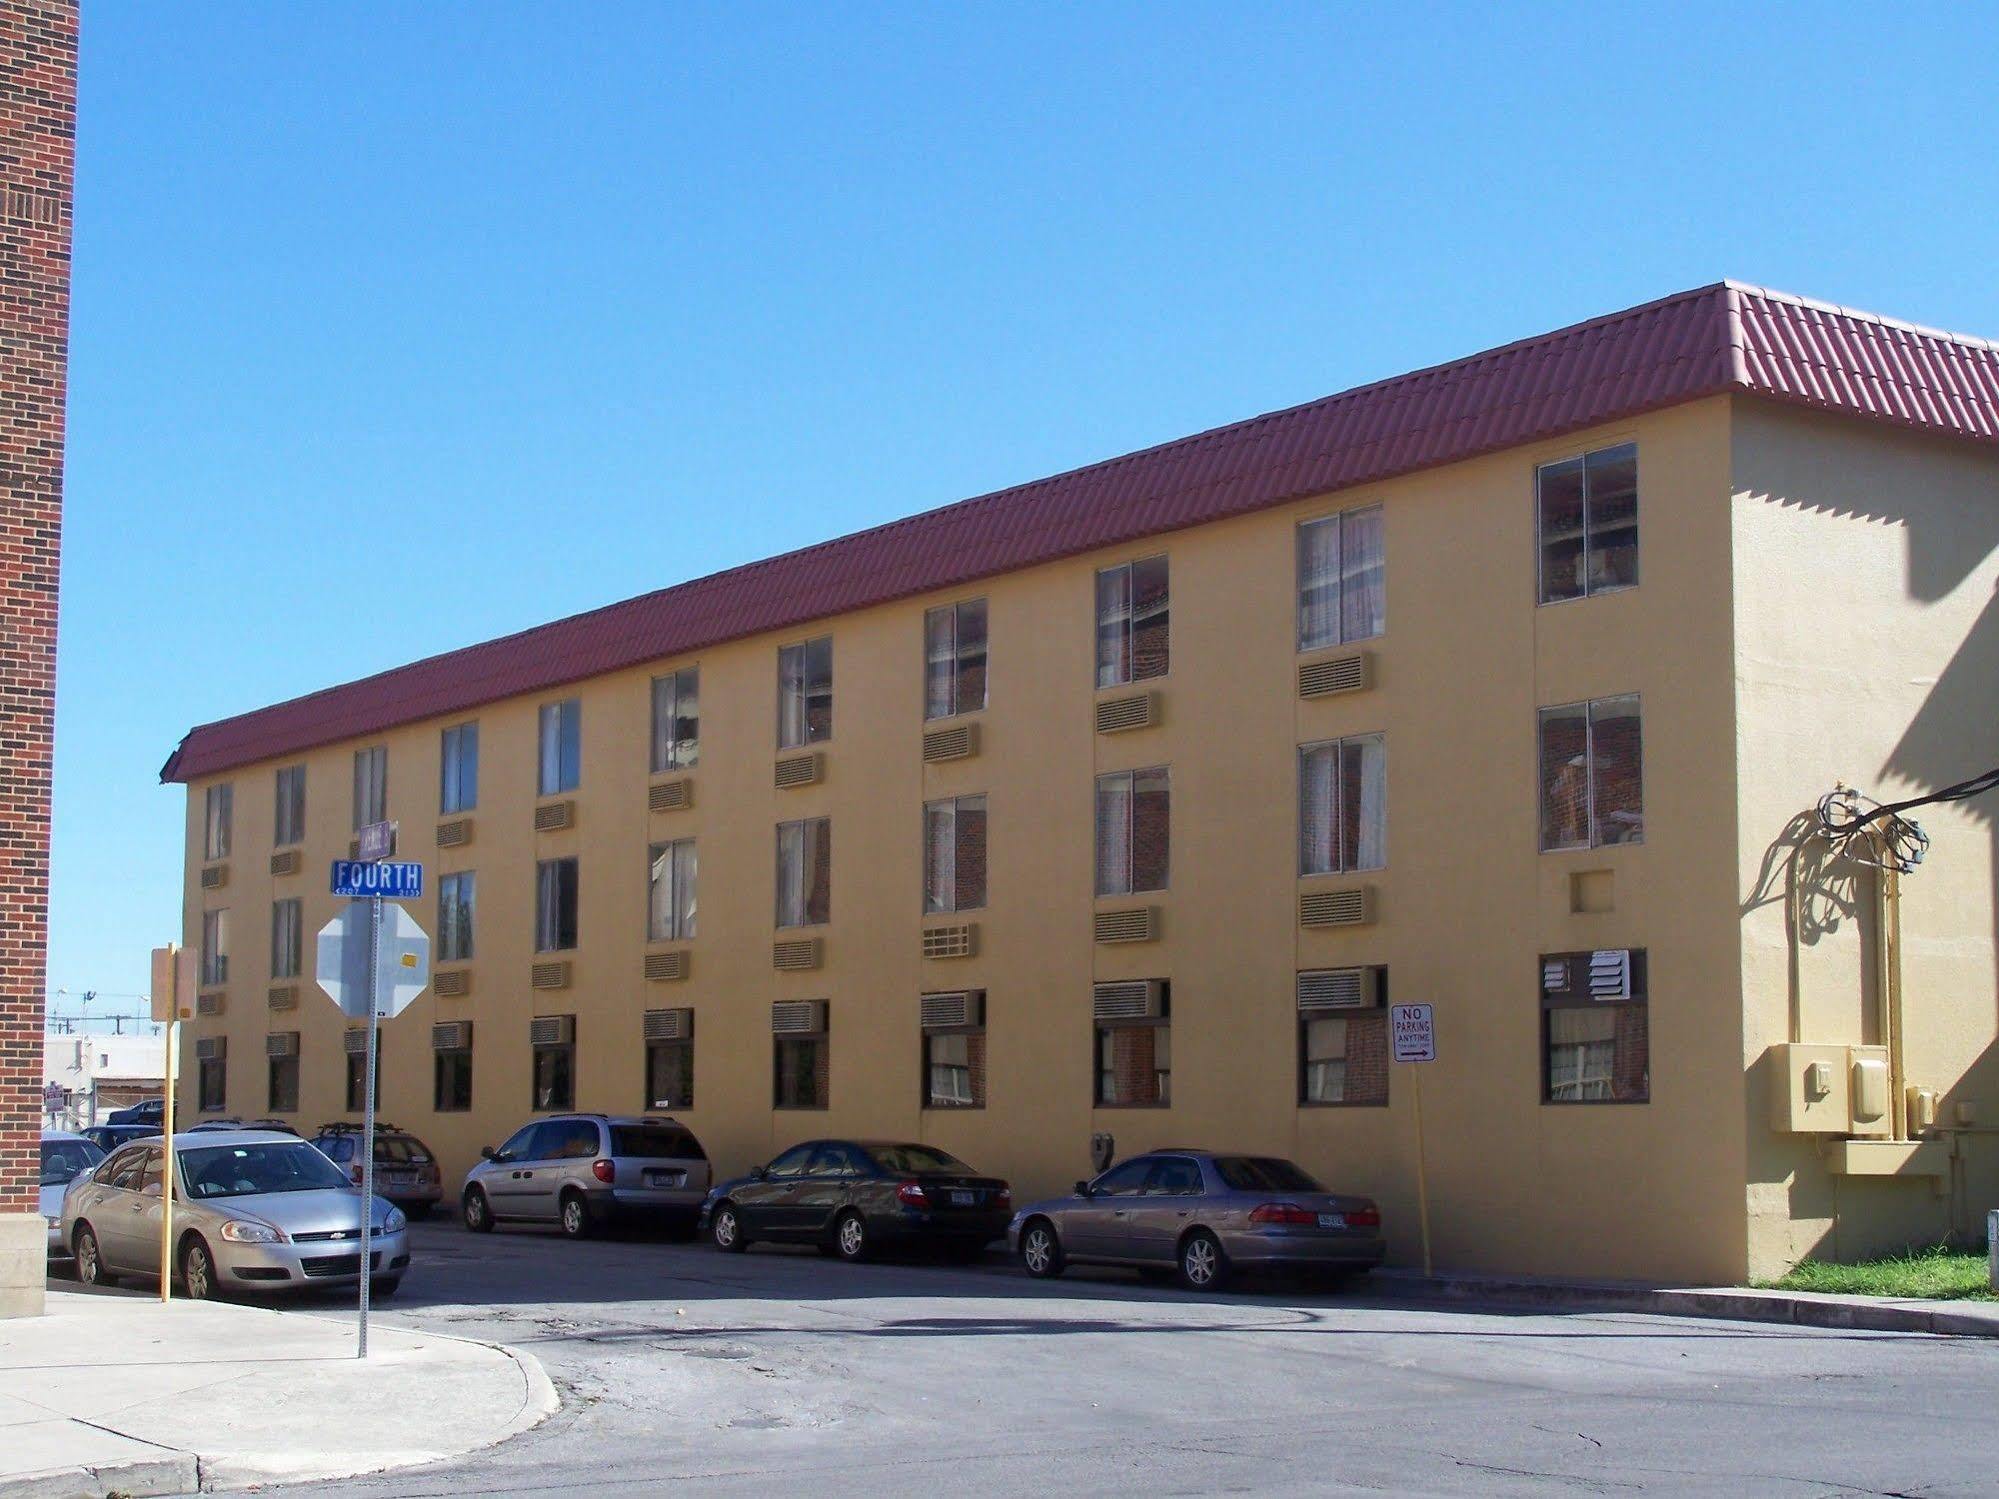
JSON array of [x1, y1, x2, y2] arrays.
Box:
[[0, 1289, 556, 1498]]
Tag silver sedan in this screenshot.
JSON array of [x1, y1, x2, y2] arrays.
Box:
[[61, 1130, 410, 1299], [1008, 1150, 1384, 1291], [40, 1132, 105, 1254]]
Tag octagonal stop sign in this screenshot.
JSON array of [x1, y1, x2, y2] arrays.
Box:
[[315, 902, 431, 1021]]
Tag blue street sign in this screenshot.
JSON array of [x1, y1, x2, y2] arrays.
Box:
[[331, 860, 424, 899]]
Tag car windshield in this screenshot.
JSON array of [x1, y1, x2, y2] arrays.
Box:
[[1212, 1156, 1324, 1193], [866, 1143, 970, 1174], [41, 1138, 104, 1186], [610, 1125, 704, 1160], [180, 1142, 353, 1200]]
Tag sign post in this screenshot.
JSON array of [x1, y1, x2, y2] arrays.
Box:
[[316, 865, 429, 1359], [1390, 1003, 1437, 1277], [149, 944, 196, 1303]]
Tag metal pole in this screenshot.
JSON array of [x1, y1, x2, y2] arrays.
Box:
[[1411, 1063, 1433, 1278], [358, 894, 380, 1359], [158, 1015, 177, 1302]]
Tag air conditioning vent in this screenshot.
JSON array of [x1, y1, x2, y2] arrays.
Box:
[[1094, 691, 1158, 734], [922, 922, 978, 960], [266, 985, 298, 1011], [269, 849, 300, 877], [194, 1036, 226, 1061], [922, 722, 979, 763], [643, 1007, 693, 1042], [431, 1021, 471, 1051], [920, 990, 984, 1029], [1300, 885, 1375, 928], [529, 1014, 575, 1047], [1297, 967, 1383, 1012], [531, 960, 571, 990], [436, 817, 473, 848], [1541, 958, 1570, 992], [1092, 980, 1166, 1022], [200, 864, 228, 890], [265, 1031, 300, 1059], [774, 752, 824, 789], [771, 999, 827, 1035], [342, 1027, 368, 1056], [1094, 906, 1160, 944], [433, 967, 470, 998], [196, 991, 225, 1016], [1589, 949, 1632, 998], [1298, 650, 1372, 699], [649, 777, 694, 813], [772, 937, 823, 972], [534, 800, 575, 832], [644, 949, 691, 983]]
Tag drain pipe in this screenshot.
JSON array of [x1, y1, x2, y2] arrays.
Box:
[[1884, 859, 1907, 1143]]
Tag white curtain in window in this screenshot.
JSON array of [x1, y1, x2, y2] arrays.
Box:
[[925, 607, 956, 720], [1339, 505, 1385, 642], [924, 802, 956, 913], [1346, 734, 1387, 871], [1095, 773, 1132, 895], [1095, 566, 1132, 688], [778, 645, 807, 748], [1297, 517, 1341, 650], [1299, 743, 1337, 874]]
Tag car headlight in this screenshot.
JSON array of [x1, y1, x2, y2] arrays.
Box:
[[383, 1207, 406, 1233], [219, 1219, 284, 1244], [45, 1213, 60, 1229]]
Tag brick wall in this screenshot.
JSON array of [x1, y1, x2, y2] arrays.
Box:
[[0, 1, 74, 1217]]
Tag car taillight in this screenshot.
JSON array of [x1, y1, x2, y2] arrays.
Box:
[[349, 1163, 363, 1186], [1248, 1202, 1316, 1226], [592, 1159, 616, 1185], [995, 1188, 1011, 1211], [1348, 1204, 1381, 1227], [896, 1180, 928, 1208]]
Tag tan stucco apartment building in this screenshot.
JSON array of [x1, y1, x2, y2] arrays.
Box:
[[164, 283, 1999, 1284]]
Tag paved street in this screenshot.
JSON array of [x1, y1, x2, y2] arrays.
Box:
[[248, 1220, 1999, 1497]]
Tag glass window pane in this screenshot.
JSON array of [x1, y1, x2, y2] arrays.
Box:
[[647, 1041, 693, 1109], [1095, 565, 1131, 688], [675, 840, 697, 939], [1590, 695, 1644, 845], [1097, 1024, 1169, 1105], [923, 801, 955, 914], [776, 821, 801, 926], [1339, 505, 1385, 642], [1537, 457, 1586, 604], [671, 668, 699, 769], [1297, 517, 1341, 651], [1131, 556, 1169, 681], [1299, 743, 1337, 875], [805, 637, 833, 743], [955, 795, 987, 911], [805, 818, 831, 925], [1544, 1004, 1646, 1103], [1585, 443, 1638, 592], [1340, 734, 1387, 872], [775, 1036, 827, 1108], [777, 644, 805, 749], [1130, 767, 1170, 893], [1094, 772, 1132, 896], [926, 1031, 985, 1108], [924, 606, 955, 720], [649, 843, 675, 941], [1538, 705, 1590, 851], [955, 599, 987, 714]]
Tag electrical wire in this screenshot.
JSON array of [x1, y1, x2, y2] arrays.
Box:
[[1814, 764, 1999, 874]]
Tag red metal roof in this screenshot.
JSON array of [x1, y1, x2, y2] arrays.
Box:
[[161, 282, 1999, 783]]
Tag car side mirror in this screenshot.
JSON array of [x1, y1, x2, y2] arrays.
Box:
[[480, 1145, 496, 1160], [1074, 1180, 1093, 1198]]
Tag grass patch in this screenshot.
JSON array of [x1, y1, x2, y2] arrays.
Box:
[[1760, 1244, 1994, 1301]]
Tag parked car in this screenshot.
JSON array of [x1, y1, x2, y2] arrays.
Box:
[[61, 1129, 410, 1299], [106, 1098, 163, 1125], [310, 1123, 444, 1217], [1008, 1150, 1384, 1291], [701, 1139, 1011, 1263], [79, 1122, 158, 1154], [40, 1132, 105, 1255], [461, 1114, 710, 1239]]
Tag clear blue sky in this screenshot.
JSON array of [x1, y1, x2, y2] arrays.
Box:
[[49, 2, 1999, 1016]]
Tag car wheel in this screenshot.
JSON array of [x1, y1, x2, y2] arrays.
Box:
[[1177, 1229, 1228, 1292], [834, 1210, 870, 1263], [710, 1202, 747, 1253], [559, 1192, 594, 1240], [1019, 1219, 1065, 1279], [462, 1187, 493, 1234], [180, 1235, 221, 1301], [371, 1276, 403, 1300], [72, 1224, 114, 1287]]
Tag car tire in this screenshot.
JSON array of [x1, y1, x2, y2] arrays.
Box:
[[833, 1211, 871, 1263], [462, 1187, 493, 1234], [180, 1234, 221, 1301], [559, 1191, 594, 1240], [1019, 1219, 1065, 1279], [371, 1276, 403, 1300], [72, 1223, 114, 1288], [1177, 1228, 1228, 1292], [709, 1201, 747, 1253]]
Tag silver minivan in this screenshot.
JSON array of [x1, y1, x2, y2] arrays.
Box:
[[461, 1114, 709, 1239]]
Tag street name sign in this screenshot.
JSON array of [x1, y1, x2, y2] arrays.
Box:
[[331, 860, 423, 899], [356, 820, 396, 862], [315, 902, 432, 1021], [1391, 1003, 1436, 1063]]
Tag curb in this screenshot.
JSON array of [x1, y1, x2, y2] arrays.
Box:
[[0, 1453, 197, 1499]]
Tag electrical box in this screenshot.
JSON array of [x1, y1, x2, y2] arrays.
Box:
[[1851, 1056, 1889, 1128], [1766, 1042, 1892, 1135], [1907, 1087, 1938, 1132]]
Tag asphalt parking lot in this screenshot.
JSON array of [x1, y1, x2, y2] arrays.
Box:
[[216, 1218, 1999, 1497]]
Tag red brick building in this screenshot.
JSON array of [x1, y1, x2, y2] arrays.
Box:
[[0, 0, 75, 1319]]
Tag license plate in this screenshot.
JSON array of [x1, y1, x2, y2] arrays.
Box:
[[1317, 1212, 1346, 1229], [645, 1170, 683, 1188], [383, 1172, 414, 1186], [950, 1190, 975, 1206]]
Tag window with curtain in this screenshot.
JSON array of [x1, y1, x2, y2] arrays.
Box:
[[1297, 505, 1386, 650], [1095, 556, 1169, 687], [439, 871, 475, 961], [440, 723, 479, 813], [1538, 695, 1643, 850], [532, 1037, 574, 1111], [1095, 1020, 1170, 1106], [925, 1023, 986, 1109], [535, 857, 579, 952], [538, 699, 581, 796], [203, 784, 232, 861], [434, 1046, 472, 1112], [1095, 767, 1170, 896], [1541, 949, 1649, 1103], [650, 667, 700, 772], [923, 795, 987, 913], [201, 908, 229, 986], [648, 838, 698, 941], [777, 637, 834, 748], [270, 898, 301, 981], [774, 1026, 829, 1109], [775, 817, 831, 927], [1298, 735, 1387, 874], [647, 1033, 694, 1109], [924, 599, 988, 719], [352, 746, 387, 829], [274, 766, 305, 847], [1538, 443, 1638, 603]]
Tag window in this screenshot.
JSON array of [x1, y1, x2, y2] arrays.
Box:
[[924, 1003, 986, 1109], [1541, 949, 1649, 1103], [201, 909, 229, 986], [924, 599, 988, 719], [198, 1057, 225, 1112], [1299, 735, 1387, 874], [1087, 1156, 1157, 1195], [270, 899, 301, 981], [439, 871, 475, 962], [1096, 992, 1170, 1107], [274, 766, 305, 847], [352, 746, 387, 829], [1095, 767, 1170, 896], [532, 1025, 575, 1111], [1095, 555, 1169, 687], [777, 636, 833, 748], [1299, 974, 1389, 1106], [346, 1051, 381, 1113], [538, 699, 581, 796], [763, 1142, 816, 1178], [774, 1010, 829, 1109], [1297, 505, 1385, 650], [535, 858, 579, 952], [648, 839, 697, 942], [434, 1044, 472, 1112], [203, 784, 232, 861], [268, 1043, 299, 1114], [1538, 695, 1643, 850], [650, 667, 699, 772], [1145, 1157, 1204, 1195], [646, 1032, 694, 1110], [440, 723, 478, 814], [923, 795, 987, 913], [775, 818, 831, 928], [1538, 442, 1638, 603]]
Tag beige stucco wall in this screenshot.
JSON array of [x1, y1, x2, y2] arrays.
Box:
[[1732, 398, 1999, 1280], [181, 394, 1768, 1282]]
